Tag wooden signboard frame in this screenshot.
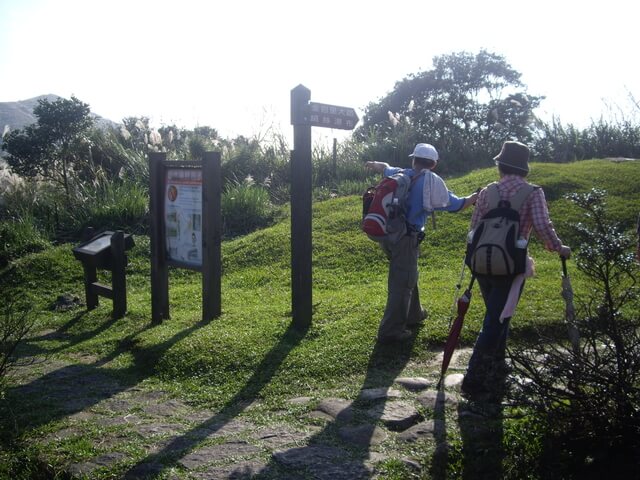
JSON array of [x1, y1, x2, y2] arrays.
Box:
[[149, 151, 222, 324]]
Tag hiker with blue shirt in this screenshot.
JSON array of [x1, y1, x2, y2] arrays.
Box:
[[365, 143, 478, 344]]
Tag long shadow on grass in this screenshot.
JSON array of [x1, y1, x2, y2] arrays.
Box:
[[118, 321, 309, 478], [16, 310, 119, 357], [0, 318, 208, 440], [247, 333, 419, 478], [456, 373, 507, 480], [428, 389, 451, 480]]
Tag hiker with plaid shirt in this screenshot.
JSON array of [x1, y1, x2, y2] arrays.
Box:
[[462, 141, 571, 398]]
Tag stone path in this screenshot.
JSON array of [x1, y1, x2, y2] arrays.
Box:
[[7, 347, 485, 479]]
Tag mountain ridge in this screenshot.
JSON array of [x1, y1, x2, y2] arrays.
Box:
[[1, 94, 117, 136], [1, 94, 62, 133]]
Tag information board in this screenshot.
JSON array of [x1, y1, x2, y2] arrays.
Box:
[[164, 168, 203, 266]]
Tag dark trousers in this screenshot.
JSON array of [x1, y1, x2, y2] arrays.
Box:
[[466, 275, 524, 381], [377, 233, 423, 340]]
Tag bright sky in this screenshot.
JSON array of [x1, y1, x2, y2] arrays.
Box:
[[1, 0, 638, 144]]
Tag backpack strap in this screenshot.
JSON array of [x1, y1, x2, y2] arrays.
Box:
[[485, 182, 537, 211], [508, 183, 538, 211], [404, 170, 427, 224], [404, 170, 426, 206], [410, 170, 426, 187], [485, 182, 501, 209]]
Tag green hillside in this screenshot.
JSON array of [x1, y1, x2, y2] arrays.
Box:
[[0, 158, 638, 478], [2, 159, 638, 402]]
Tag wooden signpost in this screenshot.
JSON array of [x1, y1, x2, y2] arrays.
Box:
[[290, 85, 359, 328], [149, 151, 222, 324]]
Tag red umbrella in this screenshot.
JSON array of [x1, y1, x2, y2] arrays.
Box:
[[437, 276, 475, 390]]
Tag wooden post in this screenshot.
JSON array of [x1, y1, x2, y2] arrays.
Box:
[[80, 227, 99, 310], [202, 151, 222, 321], [332, 137, 337, 178], [290, 85, 313, 329], [83, 263, 99, 310], [110, 231, 127, 319], [149, 152, 170, 324]]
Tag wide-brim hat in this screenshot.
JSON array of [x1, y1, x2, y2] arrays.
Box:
[[409, 143, 438, 161], [493, 141, 529, 172]]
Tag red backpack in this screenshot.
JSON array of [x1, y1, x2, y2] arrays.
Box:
[[362, 171, 423, 243]]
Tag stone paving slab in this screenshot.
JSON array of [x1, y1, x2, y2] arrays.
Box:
[[273, 444, 350, 469], [397, 419, 445, 443], [417, 390, 459, 410], [366, 400, 422, 431], [253, 425, 317, 448], [337, 424, 387, 446], [68, 452, 128, 478], [311, 398, 354, 423], [188, 460, 271, 479], [8, 346, 506, 479], [178, 440, 262, 470]]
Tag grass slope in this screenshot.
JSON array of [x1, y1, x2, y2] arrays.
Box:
[[0, 159, 638, 476], [2, 159, 639, 404]]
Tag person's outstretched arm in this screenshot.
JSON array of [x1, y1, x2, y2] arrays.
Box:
[[365, 161, 390, 174]]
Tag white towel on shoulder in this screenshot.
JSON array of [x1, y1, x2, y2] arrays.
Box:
[[422, 170, 450, 212]]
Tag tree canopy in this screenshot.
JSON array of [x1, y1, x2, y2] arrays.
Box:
[[355, 50, 543, 174], [2, 96, 93, 195]]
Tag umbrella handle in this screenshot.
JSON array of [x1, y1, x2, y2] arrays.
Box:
[[561, 256, 568, 277]]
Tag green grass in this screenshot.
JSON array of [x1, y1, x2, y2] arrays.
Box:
[[1, 158, 638, 478]]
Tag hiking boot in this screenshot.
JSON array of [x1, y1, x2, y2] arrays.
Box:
[[378, 329, 413, 344], [460, 375, 488, 399], [396, 329, 413, 341], [408, 309, 428, 329], [495, 359, 513, 375]]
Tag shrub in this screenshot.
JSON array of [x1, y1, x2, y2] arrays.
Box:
[[221, 177, 277, 237], [64, 174, 149, 238], [508, 188, 640, 478], [0, 217, 50, 268], [533, 117, 640, 163], [1, 167, 149, 245], [0, 298, 36, 394], [221, 136, 289, 198]]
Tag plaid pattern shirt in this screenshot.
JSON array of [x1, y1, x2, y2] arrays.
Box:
[[470, 175, 563, 252]]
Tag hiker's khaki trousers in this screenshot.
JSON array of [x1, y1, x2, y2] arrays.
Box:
[[378, 232, 423, 340]]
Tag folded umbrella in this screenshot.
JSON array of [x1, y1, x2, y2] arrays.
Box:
[[561, 257, 580, 354], [437, 276, 475, 390]]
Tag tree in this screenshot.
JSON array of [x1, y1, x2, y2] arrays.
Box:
[[355, 50, 543, 174], [1, 96, 93, 196]]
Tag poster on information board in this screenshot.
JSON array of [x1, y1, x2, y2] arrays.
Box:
[[164, 168, 203, 266]]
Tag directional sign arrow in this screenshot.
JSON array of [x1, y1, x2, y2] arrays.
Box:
[[306, 102, 359, 130]]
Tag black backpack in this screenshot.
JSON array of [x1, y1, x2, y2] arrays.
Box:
[[465, 182, 538, 276]]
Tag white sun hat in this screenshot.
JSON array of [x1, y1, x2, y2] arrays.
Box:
[[409, 143, 439, 161]]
